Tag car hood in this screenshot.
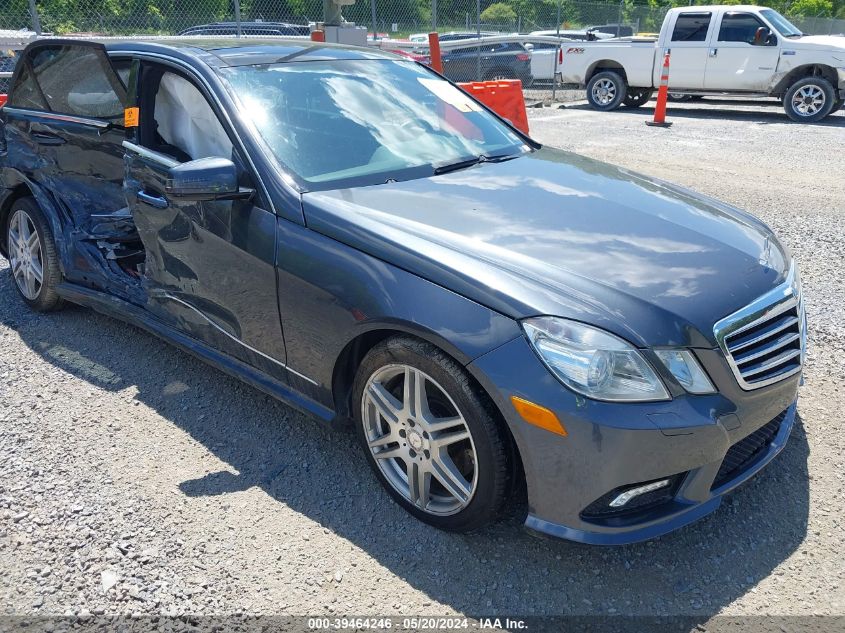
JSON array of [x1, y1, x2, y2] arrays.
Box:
[[301, 147, 789, 348], [788, 35, 845, 51]]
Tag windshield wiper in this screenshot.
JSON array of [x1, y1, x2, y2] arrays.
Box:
[[433, 152, 520, 175]]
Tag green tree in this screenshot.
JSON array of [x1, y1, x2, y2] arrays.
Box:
[[480, 2, 516, 24], [788, 0, 834, 16]]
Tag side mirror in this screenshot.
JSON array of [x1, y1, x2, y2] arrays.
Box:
[[166, 157, 252, 201]]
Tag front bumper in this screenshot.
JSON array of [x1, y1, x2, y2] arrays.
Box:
[[468, 336, 801, 545]]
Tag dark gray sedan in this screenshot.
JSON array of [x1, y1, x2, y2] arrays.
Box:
[[0, 38, 804, 544]]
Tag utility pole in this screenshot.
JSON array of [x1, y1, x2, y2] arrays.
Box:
[[475, 0, 481, 81], [552, 0, 561, 101], [233, 0, 242, 38], [28, 0, 41, 35], [323, 0, 343, 26]]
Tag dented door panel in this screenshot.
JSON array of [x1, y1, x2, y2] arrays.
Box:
[[2, 109, 146, 302], [124, 150, 288, 381]]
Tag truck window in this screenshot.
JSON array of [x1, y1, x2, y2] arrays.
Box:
[[671, 12, 712, 42], [718, 13, 769, 44]]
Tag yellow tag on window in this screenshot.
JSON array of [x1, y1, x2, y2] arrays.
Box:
[[124, 107, 139, 127]]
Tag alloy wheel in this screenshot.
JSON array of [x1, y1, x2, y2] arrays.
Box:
[[792, 84, 826, 117], [8, 209, 44, 300], [592, 78, 617, 106], [361, 364, 478, 515]]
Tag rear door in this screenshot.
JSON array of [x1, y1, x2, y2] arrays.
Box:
[[704, 11, 781, 91], [658, 11, 715, 89], [1, 41, 132, 286]]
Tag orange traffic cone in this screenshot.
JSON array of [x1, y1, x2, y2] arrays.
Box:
[[646, 51, 672, 128]]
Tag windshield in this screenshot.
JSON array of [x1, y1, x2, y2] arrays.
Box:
[[760, 9, 803, 37], [221, 59, 529, 190]]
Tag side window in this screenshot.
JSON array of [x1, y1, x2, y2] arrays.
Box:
[[111, 60, 131, 90], [671, 12, 712, 42], [7, 59, 46, 110], [9, 44, 125, 118], [150, 71, 233, 162], [718, 13, 769, 44]]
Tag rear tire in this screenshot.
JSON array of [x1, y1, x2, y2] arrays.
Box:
[[586, 71, 627, 111], [352, 336, 513, 533], [484, 68, 513, 82], [623, 88, 653, 108], [4, 197, 64, 312], [667, 93, 702, 102], [783, 76, 835, 122]]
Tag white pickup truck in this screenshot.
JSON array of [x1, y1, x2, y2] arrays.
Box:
[[559, 5, 845, 122]]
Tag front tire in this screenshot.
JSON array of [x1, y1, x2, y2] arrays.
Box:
[[5, 197, 64, 312], [586, 71, 627, 111], [623, 88, 653, 108], [783, 76, 835, 122], [353, 336, 512, 532]]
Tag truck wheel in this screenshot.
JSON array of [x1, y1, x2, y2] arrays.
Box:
[[586, 71, 627, 111], [783, 77, 835, 122], [5, 197, 64, 312], [623, 88, 653, 108]]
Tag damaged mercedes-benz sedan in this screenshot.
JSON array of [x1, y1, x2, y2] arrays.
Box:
[[0, 39, 805, 544]]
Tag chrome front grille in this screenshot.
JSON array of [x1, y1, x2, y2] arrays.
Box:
[[714, 263, 806, 391]]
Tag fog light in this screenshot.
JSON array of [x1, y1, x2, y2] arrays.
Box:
[[609, 479, 671, 507]]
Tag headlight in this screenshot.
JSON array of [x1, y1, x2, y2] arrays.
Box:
[[654, 350, 715, 394], [522, 317, 670, 402]]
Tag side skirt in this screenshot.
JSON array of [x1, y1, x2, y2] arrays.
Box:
[[56, 282, 336, 424]]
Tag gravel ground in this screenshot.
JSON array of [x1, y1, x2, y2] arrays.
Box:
[[1, 98, 844, 626]]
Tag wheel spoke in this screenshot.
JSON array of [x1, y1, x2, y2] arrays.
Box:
[[427, 415, 464, 434], [7, 227, 21, 253], [430, 454, 471, 503], [372, 446, 405, 461], [368, 430, 397, 449], [25, 268, 37, 298], [431, 429, 470, 449], [27, 231, 39, 255], [402, 366, 430, 420], [367, 382, 402, 425], [18, 213, 30, 243], [406, 461, 431, 509], [30, 258, 43, 284]]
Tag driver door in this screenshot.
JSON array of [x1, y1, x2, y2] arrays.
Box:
[[123, 62, 287, 381], [704, 11, 781, 91]]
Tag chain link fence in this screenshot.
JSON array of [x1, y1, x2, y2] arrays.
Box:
[[1, 1, 843, 99]]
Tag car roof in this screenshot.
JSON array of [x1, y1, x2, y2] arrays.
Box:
[[103, 38, 399, 66]]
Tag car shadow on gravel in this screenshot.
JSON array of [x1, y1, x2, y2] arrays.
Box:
[[2, 290, 811, 620], [567, 101, 845, 126]]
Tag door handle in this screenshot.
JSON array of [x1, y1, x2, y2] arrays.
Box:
[[710, 48, 718, 57], [31, 132, 65, 146], [137, 190, 169, 209]]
